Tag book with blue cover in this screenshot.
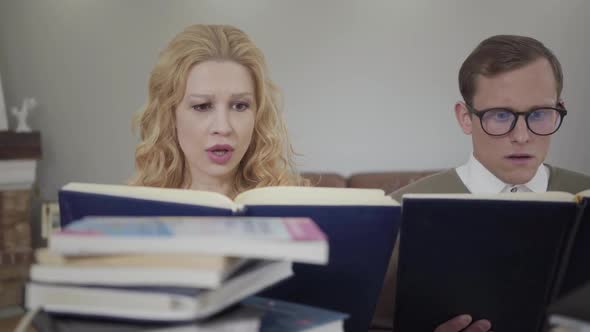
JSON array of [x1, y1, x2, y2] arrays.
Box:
[[57, 183, 401, 332], [394, 191, 590, 332], [243, 296, 348, 331], [49, 216, 329, 264], [31, 296, 348, 332]]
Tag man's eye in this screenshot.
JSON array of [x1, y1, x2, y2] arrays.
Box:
[[233, 102, 250, 112], [493, 111, 512, 121], [192, 103, 212, 112], [530, 110, 549, 120]]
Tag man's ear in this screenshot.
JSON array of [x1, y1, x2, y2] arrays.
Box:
[[455, 101, 473, 135]]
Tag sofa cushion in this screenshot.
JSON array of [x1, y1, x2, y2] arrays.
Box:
[[302, 171, 439, 194], [302, 172, 347, 188], [347, 171, 439, 194]]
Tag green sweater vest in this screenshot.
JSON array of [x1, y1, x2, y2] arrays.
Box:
[[390, 165, 590, 201]]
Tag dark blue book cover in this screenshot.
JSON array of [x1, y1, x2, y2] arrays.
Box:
[[244, 296, 348, 331], [59, 190, 233, 227], [32, 296, 348, 331], [251, 205, 399, 332], [394, 194, 579, 332]]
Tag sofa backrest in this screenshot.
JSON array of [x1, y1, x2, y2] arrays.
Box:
[[302, 170, 440, 194], [303, 172, 347, 188]]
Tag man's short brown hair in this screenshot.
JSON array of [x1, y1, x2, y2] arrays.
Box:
[[459, 35, 563, 105]]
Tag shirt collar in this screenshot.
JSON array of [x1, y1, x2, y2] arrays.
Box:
[[456, 154, 548, 194]]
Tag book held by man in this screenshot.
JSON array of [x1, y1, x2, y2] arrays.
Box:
[[394, 190, 590, 332]]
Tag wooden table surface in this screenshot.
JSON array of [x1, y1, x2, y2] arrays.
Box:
[[0, 314, 37, 332]]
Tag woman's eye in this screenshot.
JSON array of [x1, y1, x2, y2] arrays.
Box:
[[191, 103, 212, 112], [233, 102, 250, 112]]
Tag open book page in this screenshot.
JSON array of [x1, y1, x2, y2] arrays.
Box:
[[577, 189, 590, 200], [403, 191, 576, 202], [62, 182, 239, 211], [62, 183, 400, 209], [234, 186, 399, 206]]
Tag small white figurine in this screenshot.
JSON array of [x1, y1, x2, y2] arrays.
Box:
[[11, 97, 37, 133]]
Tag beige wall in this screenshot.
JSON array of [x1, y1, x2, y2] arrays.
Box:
[[1, 0, 589, 204]]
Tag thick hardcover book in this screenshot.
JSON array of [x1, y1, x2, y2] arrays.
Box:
[[26, 260, 292, 321], [34, 248, 238, 270], [0, 131, 41, 160], [243, 296, 348, 331], [394, 191, 590, 332], [31, 307, 262, 332], [57, 183, 401, 331], [30, 258, 250, 289], [0, 160, 37, 189], [31, 296, 348, 332], [49, 216, 328, 264]]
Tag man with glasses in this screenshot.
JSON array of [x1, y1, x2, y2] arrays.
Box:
[[371, 35, 590, 332]]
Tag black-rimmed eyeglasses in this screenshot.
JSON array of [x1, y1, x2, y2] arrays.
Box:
[[465, 104, 568, 136]]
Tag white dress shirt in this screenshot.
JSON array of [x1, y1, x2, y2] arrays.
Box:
[[455, 154, 549, 194]]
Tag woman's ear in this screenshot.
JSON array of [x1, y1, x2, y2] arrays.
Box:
[[455, 101, 473, 135]]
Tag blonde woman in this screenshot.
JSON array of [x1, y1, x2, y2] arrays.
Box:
[[130, 24, 306, 197]]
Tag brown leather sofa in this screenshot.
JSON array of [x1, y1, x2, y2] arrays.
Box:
[[302, 170, 439, 194]]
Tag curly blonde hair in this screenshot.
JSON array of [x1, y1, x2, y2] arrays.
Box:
[[129, 24, 307, 194]]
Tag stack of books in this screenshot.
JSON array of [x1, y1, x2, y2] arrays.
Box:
[[20, 182, 398, 331], [26, 215, 348, 331], [0, 131, 41, 317]]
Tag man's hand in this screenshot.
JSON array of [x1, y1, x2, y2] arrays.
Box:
[[434, 315, 492, 332]]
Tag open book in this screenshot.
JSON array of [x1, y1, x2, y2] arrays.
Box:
[[58, 183, 400, 332], [59, 183, 396, 224], [394, 190, 590, 332]]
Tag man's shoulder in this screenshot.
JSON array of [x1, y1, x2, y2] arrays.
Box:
[[390, 168, 469, 202], [548, 165, 590, 194]]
